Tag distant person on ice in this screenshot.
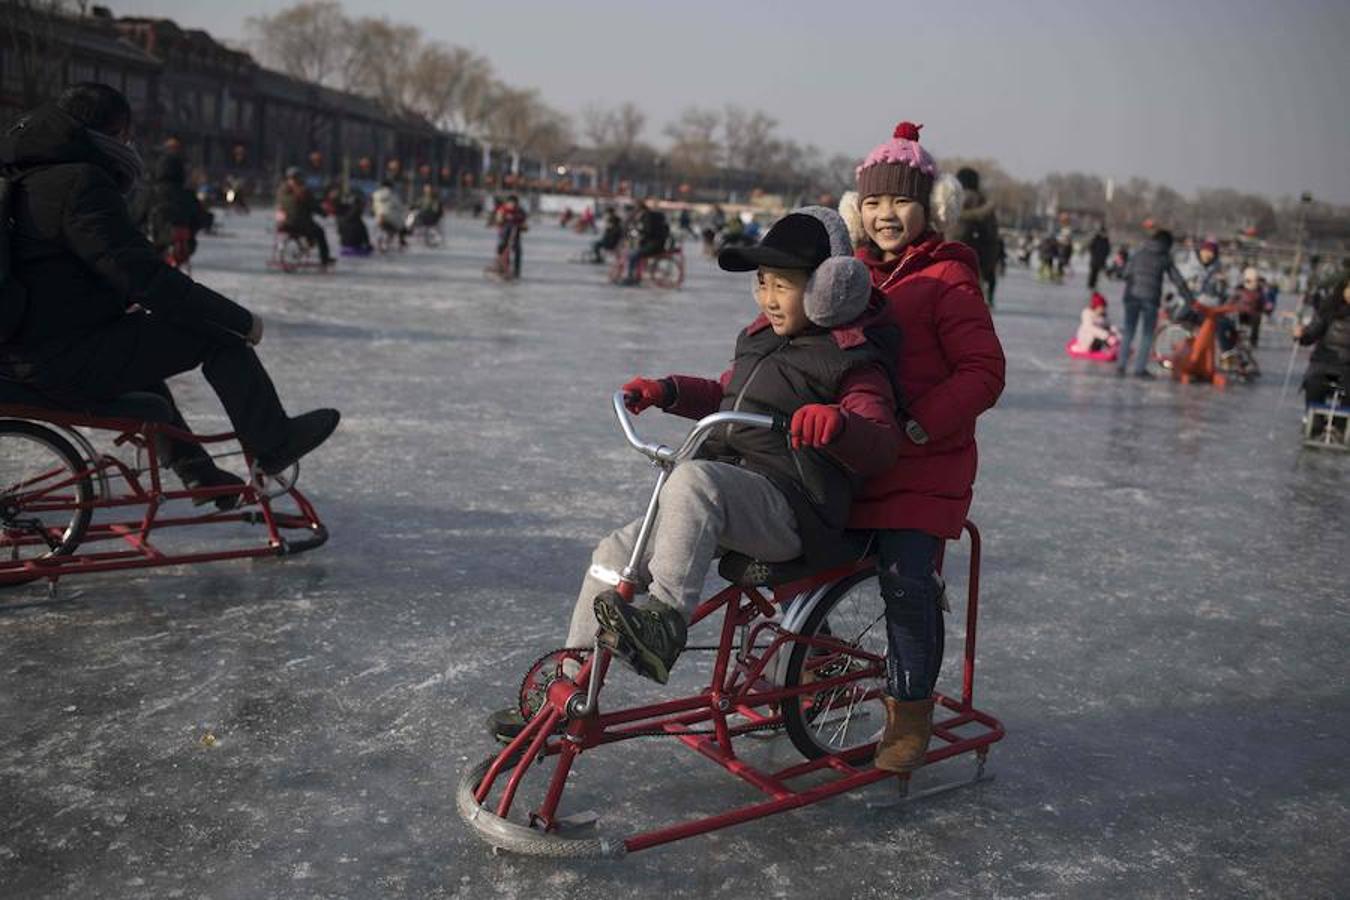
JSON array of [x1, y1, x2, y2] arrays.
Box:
[[493, 194, 527, 278], [0, 83, 340, 499], [1293, 274, 1349, 421], [276, 166, 334, 267], [1073, 292, 1118, 353], [133, 152, 213, 263], [949, 166, 999, 307], [1116, 228, 1192, 378], [1087, 226, 1110, 290], [372, 180, 410, 249]]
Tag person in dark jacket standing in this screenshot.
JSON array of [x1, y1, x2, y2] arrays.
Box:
[[1116, 229, 1192, 378], [1087, 226, 1110, 290], [0, 83, 339, 497], [1294, 275, 1350, 411], [950, 167, 999, 307]]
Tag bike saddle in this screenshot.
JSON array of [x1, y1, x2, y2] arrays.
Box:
[[718, 531, 875, 588], [0, 380, 173, 423]]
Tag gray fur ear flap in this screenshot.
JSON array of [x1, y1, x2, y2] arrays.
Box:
[[805, 257, 871, 327]]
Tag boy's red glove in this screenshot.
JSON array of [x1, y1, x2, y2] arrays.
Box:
[[622, 377, 673, 414], [790, 404, 845, 449]]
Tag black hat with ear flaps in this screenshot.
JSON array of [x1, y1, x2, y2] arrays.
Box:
[[719, 206, 872, 328]]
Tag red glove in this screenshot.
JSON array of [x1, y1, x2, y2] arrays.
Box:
[[622, 377, 670, 414], [790, 404, 845, 449]]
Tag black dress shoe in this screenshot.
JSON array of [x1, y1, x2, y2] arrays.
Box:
[[175, 461, 247, 511], [255, 409, 341, 475]]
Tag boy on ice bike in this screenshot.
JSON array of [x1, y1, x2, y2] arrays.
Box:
[[491, 207, 903, 735]]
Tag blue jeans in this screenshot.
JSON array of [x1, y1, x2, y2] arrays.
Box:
[[1117, 296, 1159, 374], [876, 529, 945, 701]]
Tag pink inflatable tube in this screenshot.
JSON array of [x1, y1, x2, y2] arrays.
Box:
[[1065, 337, 1119, 362]]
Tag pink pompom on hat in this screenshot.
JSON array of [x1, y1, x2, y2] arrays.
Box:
[[855, 121, 938, 206]]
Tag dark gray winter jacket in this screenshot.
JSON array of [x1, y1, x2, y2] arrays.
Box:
[[1122, 237, 1192, 306]]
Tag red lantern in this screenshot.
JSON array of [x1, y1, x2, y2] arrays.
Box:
[[461, 172, 474, 187], [440, 166, 451, 180], [231, 144, 246, 164], [358, 156, 373, 174], [386, 159, 402, 176], [308, 150, 323, 169], [418, 163, 431, 179], [678, 183, 691, 195], [163, 136, 183, 155]]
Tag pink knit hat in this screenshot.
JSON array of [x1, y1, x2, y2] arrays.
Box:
[[855, 121, 938, 206]]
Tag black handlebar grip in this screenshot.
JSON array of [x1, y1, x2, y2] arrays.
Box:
[[771, 414, 789, 434]]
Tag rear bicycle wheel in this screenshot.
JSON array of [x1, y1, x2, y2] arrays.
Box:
[[280, 237, 307, 272], [648, 255, 684, 289], [781, 571, 889, 760], [0, 421, 94, 586]]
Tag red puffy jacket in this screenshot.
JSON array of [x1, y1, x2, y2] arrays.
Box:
[[848, 232, 1006, 538]]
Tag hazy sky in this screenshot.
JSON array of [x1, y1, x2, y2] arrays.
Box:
[[117, 0, 1350, 203]]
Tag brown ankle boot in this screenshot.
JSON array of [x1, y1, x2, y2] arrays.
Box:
[[875, 697, 935, 773]]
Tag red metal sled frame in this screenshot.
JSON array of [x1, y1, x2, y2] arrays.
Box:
[[462, 520, 1002, 857], [1, 404, 327, 586]]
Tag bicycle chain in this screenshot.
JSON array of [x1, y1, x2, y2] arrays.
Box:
[[518, 645, 789, 739]]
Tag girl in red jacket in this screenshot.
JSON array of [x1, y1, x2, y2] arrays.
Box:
[[843, 122, 1006, 772]]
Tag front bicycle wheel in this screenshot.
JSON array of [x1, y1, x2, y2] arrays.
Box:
[[781, 571, 889, 760], [0, 421, 94, 586], [1152, 323, 1191, 368]]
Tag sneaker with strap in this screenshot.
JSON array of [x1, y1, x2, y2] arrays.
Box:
[[592, 590, 687, 685]]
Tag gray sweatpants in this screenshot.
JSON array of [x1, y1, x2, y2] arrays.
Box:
[[565, 460, 802, 647]]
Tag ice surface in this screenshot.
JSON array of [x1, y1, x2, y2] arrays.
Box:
[[0, 215, 1346, 898]]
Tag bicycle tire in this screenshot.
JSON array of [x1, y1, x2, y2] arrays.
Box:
[[781, 570, 889, 760], [0, 420, 94, 587]]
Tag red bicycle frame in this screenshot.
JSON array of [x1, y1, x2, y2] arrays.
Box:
[[461, 520, 1000, 857], [1, 404, 326, 587]]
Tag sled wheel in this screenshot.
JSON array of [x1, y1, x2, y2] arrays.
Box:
[[648, 255, 684, 289], [1152, 323, 1190, 368], [781, 571, 889, 760], [0, 421, 94, 586]]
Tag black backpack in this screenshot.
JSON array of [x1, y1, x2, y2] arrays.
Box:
[[0, 171, 32, 344]]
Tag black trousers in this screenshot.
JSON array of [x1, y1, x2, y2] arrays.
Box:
[[1303, 363, 1347, 405], [286, 220, 332, 263], [33, 313, 290, 461], [1088, 262, 1104, 289]]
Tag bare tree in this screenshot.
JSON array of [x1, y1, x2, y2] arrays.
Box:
[[722, 105, 781, 173], [487, 87, 572, 161], [2, 0, 90, 111], [245, 1, 352, 88], [344, 17, 420, 108], [406, 44, 493, 134], [665, 106, 721, 181]]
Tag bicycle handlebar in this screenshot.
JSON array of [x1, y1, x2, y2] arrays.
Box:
[[612, 390, 786, 464]]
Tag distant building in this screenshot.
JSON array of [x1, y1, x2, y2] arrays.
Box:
[[1, 6, 480, 192]]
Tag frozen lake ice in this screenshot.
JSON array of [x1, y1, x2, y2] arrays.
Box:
[[1, 213, 1346, 898]]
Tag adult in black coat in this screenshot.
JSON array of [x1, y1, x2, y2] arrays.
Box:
[[1087, 227, 1110, 289], [1295, 275, 1350, 406], [0, 84, 338, 497]]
